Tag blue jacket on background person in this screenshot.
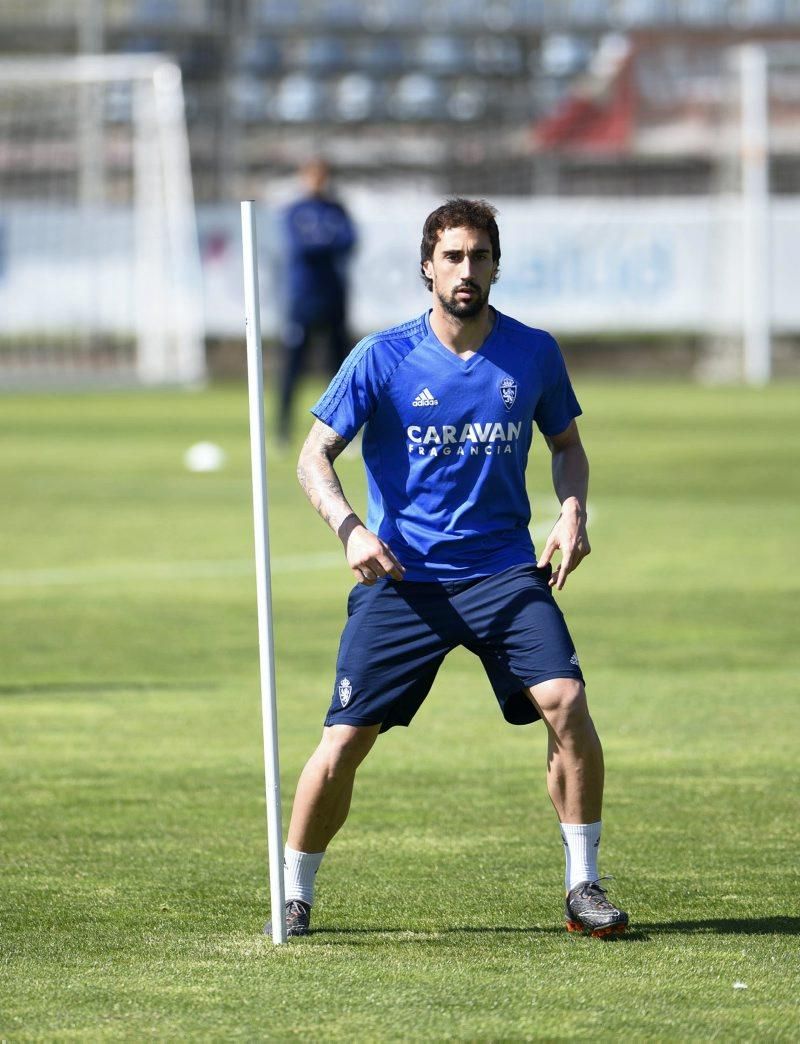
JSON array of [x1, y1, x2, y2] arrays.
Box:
[[283, 177, 356, 325]]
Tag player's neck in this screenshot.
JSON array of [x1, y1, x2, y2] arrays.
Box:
[[429, 305, 494, 359]]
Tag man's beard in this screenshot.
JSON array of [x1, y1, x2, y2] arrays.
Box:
[[436, 281, 490, 320]]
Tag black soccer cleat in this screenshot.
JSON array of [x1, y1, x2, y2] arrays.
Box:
[[264, 899, 311, 938], [565, 879, 628, 938]]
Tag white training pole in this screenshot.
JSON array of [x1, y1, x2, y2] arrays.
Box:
[[241, 200, 287, 945]]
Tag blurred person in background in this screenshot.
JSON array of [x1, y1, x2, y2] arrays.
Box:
[[277, 158, 357, 445]]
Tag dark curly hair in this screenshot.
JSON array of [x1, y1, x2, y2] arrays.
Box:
[[420, 198, 501, 291]]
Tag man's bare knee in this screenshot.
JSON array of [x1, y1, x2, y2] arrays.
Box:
[[317, 723, 380, 776], [528, 679, 590, 732]]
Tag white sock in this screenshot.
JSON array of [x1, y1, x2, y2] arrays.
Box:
[[559, 821, 601, 890], [283, 845, 325, 906]]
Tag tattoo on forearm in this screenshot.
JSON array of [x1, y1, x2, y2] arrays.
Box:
[[297, 426, 357, 535]]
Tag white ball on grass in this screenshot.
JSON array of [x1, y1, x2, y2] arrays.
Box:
[[184, 442, 227, 472]]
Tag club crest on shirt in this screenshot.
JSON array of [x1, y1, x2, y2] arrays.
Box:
[[338, 677, 352, 708], [499, 376, 517, 411]]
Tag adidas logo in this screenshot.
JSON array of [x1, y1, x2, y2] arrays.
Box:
[[412, 387, 439, 407], [570, 652, 580, 667]]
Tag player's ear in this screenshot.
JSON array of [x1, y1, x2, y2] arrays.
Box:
[[422, 258, 434, 281]]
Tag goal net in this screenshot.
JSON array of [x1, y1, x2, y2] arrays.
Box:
[[0, 55, 206, 387]]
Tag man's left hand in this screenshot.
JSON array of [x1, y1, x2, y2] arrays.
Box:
[[537, 497, 591, 591]]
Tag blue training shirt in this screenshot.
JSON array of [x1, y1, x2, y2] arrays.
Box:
[[312, 309, 581, 581]]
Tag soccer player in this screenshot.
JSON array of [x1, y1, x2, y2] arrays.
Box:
[[277, 158, 356, 444], [275, 198, 628, 939]]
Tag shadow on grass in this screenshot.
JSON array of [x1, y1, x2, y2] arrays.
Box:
[[310, 916, 799, 943], [637, 916, 800, 936], [0, 681, 216, 697], [311, 925, 646, 943]]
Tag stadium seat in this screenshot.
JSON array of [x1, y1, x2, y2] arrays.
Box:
[[416, 36, 471, 75], [297, 36, 350, 72], [256, 0, 303, 28], [389, 73, 444, 120], [229, 75, 272, 124], [273, 73, 324, 122], [474, 36, 525, 76], [334, 73, 380, 122], [234, 37, 283, 77], [540, 33, 591, 77], [353, 36, 408, 73], [447, 81, 489, 121]]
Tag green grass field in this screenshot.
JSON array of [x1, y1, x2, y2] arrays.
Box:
[[2, 379, 799, 1040]]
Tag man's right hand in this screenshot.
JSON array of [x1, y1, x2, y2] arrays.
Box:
[[344, 523, 405, 585]]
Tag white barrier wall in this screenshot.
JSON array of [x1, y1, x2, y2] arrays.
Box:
[[2, 195, 799, 341], [200, 194, 800, 339]]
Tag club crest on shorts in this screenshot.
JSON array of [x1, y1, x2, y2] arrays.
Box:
[[338, 676, 352, 708], [499, 376, 517, 411]]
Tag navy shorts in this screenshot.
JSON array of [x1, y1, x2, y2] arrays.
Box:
[[324, 562, 584, 733]]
